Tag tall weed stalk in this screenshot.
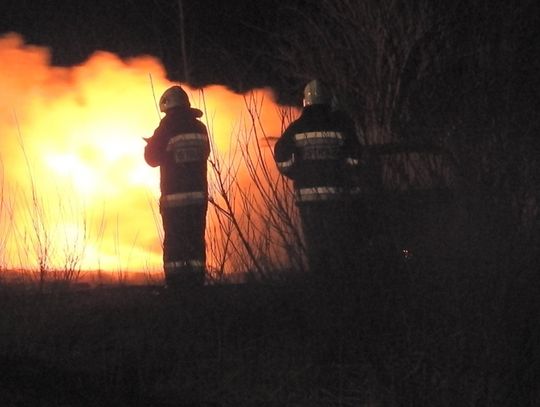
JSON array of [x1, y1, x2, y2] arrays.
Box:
[[203, 90, 305, 281]]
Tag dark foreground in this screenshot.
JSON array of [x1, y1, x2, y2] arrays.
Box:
[[0, 263, 538, 407]]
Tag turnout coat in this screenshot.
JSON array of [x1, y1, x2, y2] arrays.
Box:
[[274, 104, 363, 275]]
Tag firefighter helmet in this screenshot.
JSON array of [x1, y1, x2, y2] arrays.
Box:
[[303, 79, 329, 106], [159, 86, 190, 112]]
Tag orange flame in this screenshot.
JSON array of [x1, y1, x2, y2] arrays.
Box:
[[0, 32, 289, 277]]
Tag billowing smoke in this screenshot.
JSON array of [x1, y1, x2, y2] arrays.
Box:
[[0, 32, 288, 278]]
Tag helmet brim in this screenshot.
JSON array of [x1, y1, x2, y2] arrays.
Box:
[[190, 108, 203, 118]]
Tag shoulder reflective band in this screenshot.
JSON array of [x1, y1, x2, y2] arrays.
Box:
[[294, 131, 344, 146], [276, 154, 295, 173], [166, 133, 208, 151], [295, 186, 344, 202], [160, 191, 207, 208], [345, 157, 360, 166], [164, 260, 205, 273]]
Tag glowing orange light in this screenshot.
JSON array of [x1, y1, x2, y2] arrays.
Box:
[[0, 32, 286, 278]]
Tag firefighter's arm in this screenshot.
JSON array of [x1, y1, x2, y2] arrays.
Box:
[[144, 127, 167, 167], [273, 130, 296, 179]]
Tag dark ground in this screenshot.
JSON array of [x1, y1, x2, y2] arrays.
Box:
[[1, 261, 538, 407]]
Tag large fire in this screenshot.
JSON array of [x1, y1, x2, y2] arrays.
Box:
[[0, 33, 291, 280]]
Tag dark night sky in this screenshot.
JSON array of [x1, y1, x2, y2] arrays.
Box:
[[1, 0, 287, 96], [3, 0, 539, 107]]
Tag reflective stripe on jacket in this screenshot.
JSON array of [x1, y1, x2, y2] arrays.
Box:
[[295, 186, 344, 202], [276, 154, 295, 174], [294, 131, 344, 146], [160, 191, 207, 208], [164, 259, 205, 273]]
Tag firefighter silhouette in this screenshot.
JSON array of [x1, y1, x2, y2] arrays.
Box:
[[274, 80, 363, 276], [144, 86, 210, 287]]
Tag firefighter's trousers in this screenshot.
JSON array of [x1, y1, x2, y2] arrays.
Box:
[[298, 198, 365, 276], [161, 201, 207, 287]]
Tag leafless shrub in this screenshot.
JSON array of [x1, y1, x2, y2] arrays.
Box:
[[204, 91, 306, 281], [2, 121, 93, 290], [274, 0, 442, 145]]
